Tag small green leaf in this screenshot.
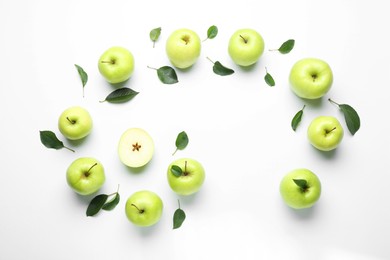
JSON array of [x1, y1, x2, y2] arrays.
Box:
[[293, 179, 308, 191], [213, 61, 234, 76], [277, 39, 295, 54], [156, 66, 179, 84], [329, 99, 361, 135], [86, 194, 108, 217], [171, 165, 183, 177], [100, 87, 139, 103], [176, 131, 189, 150], [264, 67, 275, 86], [102, 193, 120, 211], [74, 64, 88, 97], [150, 27, 162, 48], [173, 200, 186, 229], [205, 25, 218, 41], [291, 105, 305, 131], [39, 130, 74, 152]]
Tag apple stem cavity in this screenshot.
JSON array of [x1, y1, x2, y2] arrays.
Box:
[[239, 35, 248, 44], [131, 204, 144, 214], [66, 117, 76, 124], [311, 74, 318, 82], [293, 179, 309, 192]]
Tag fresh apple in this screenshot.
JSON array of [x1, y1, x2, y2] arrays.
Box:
[[166, 28, 201, 69], [307, 116, 344, 151], [118, 128, 154, 168], [66, 157, 105, 195], [98, 46, 135, 84], [289, 58, 333, 99], [167, 158, 205, 196], [280, 168, 321, 209], [125, 190, 163, 227], [58, 106, 93, 140], [228, 28, 265, 67]]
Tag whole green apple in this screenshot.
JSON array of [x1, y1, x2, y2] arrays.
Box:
[[118, 128, 154, 168], [58, 106, 93, 140], [125, 190, 163, 227], [166, 28, 201, 69], [228, 28, 264, 67], [307, 116, 344, 151], [98, 46, 134, 84], [66, 157, 105, 195], [280, 168, 321, 209], [289, 58, 333, 99], [167, 158, 205, 196]]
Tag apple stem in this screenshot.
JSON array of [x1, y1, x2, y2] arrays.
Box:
[[66, 117, 76, 124], [328, 98, 340, 107], [147, 65, 157, 71], [131, 204, 144, 214], [85, 163, 97, 177], [63, 146, 75, 153], [302, 104, 306, 110], [177, 199, 181, 209], [326, 127, 337, 135], [172, 148, 178, 156], [206, 57, 215, 64], [183, 161, 188, 176], [239, 35, 248, 44], [101, 60, 115, 64], [108, 184, 120, 197]]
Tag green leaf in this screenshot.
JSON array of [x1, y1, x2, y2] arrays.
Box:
[[329, 99, 361, 135], [264, 67, 275, 86], [277, 39, 295, 54], [39, 130, 74, 152], [173, 200, 186, 229], [293, 179, 308, 191], [206, 25, 218, 40], [150, 27, 161, 47], [291, 105, 305, 131], [157, 66, 179, 84], [74, 64, 88, 97], [102, 193, 120, 211], [212, 61, 234, 76], [175, 131, 189, 150], [86, 194, 108, 217], [100, 87, 139, 103], [171, 165, 183, 177]]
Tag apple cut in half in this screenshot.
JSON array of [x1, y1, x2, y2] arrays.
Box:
[[118, 128, 154, 168]]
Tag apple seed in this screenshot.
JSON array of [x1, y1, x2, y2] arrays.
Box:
[[132, 142, 141, 152]]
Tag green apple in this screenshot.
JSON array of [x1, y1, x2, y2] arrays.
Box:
[[307, 116, 344, 151], [228, 28, 265, 67], [289, 58, 333, 99], [280, 168, 321, 209], [118, 128, 154, 168], [166, 28, 201, 69], [98, 46, 134, 84], [58, 106, 93, 140], [125, 190, 163, 227], [167, 158, 205, 196], [66, 157, 105, 195]]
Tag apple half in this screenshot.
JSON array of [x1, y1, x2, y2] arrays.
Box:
[[118, 128, 154, 168]]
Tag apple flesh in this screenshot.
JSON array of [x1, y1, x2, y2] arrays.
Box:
[[307, 116, 344, 151], [98, 46, 135, 84], [280, 168, 321, 209], [125, 190, 163, 227], [228, 28, 265, 67], [166, 28, 201, 69], [66, 157, 105, 195], [118, 128, 154, 168], [58, 106, 93, 140], [289, 58, 333, 99], [167, 158, 205, 196]]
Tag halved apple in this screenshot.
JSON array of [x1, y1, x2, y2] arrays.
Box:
[[118, 128, 154, 168]]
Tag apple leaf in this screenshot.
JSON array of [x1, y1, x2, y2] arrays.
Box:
[[173, 131, 189, 155], [204, 25, 218, 41], [329, 98, 361, 135], [264, 67, 275, 86], [100, 87, 139, 103], [275, 39, 295, 54], [102, 193, 120, 211], [74, 64, 88, 97], [171, 165, 183, 177], [39, 130, 75, 152], [291, 105, 306, 131], [150, 66, 178, 84], [213, 61, 235, 76], [293, 179, 308, 191], [150, 27, 161, 48], [173, 200, 186, 229], [86, 194, 109, 217]]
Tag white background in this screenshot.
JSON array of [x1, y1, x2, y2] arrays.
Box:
[[1, 0, 389, 259]]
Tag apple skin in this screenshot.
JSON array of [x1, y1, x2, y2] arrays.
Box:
[[58, 106, 93, 140], [280, 168, 321, 209], [66, 157, 105, 196], [167, 158, 205, 196], [118, 128, 155, 168], [228, 28, 265, 67], [307, 116, 344, 151], [125, 190, 163, 227], [98, 46, 135, 84], [166, 28, 201, 69], [289, 58, 333, 99]]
